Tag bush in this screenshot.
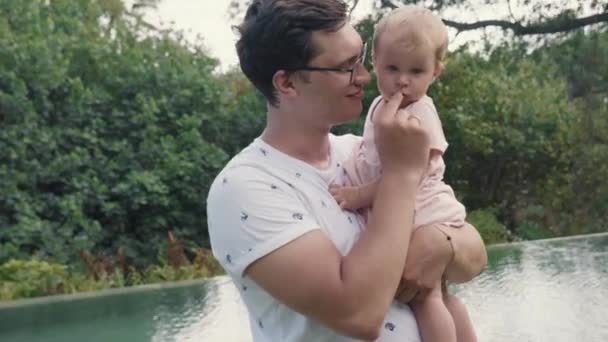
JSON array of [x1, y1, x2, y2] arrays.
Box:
[[467, 208, 512, 245], [0, 252, 224, 301], [0, 0, 244, 266], [516, 221, 554, 241], [0, 259, 68, 300]]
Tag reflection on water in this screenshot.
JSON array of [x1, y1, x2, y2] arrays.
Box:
[[454, 234, 608, 342], [152, 278, 251, 342], [0, 233, 607, 342], [0, 279, 251, 342]]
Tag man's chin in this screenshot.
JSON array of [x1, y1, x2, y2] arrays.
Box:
[[339, 107, 362, 125]]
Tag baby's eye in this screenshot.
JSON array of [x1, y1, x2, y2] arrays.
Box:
[[411, 68, 424, 74], [386, 65, 399, 72]]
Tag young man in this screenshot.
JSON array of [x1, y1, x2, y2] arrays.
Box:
[[206, 1, 487, 341]]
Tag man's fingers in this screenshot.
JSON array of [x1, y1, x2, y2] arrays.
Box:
[[413, 287, 431, 301], [376, 92, 404, 122], [396, 287, 418, 303], [395, 281, 422, 304]]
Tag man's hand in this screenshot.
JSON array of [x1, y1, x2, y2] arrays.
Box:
[[373, 92, 430, 178], [395, 225, 453, 303]]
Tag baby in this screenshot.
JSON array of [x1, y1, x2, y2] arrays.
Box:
[[331, 6, 476, 342]]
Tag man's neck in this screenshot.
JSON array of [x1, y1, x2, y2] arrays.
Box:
[[261, 106, 332, 170]]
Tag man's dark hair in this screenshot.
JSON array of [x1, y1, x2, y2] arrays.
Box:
[[235, 0, 348, 107]]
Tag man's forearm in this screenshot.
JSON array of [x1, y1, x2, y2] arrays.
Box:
[[356, 180, 380, 208], [444, 223, 487, 283], [339, 172, 419, 329]]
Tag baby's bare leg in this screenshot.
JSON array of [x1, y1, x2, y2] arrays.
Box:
[[444, 292, 477, 342], [411, 283, 457, 342], [329, 180, 379, 210]]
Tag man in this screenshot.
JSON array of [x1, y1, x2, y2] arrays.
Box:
[[207, 1, 487, 341]]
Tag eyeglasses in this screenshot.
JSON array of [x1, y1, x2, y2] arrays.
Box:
[[286, 42, 368, 84]]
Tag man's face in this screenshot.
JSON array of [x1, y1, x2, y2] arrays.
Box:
[[373, 34, 440, 108], [293, 23, 371, 128]]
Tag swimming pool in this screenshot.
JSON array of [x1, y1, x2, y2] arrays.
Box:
[[1, 233, 607, 341]]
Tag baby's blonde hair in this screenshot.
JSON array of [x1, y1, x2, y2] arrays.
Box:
[[373, 5, 448, 64]]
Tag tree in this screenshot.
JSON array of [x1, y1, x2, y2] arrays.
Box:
[[228, 0, 362, 18], [375, 0, 608, 36], [229, 0, 608, 37], [0, 0, 241, 266]]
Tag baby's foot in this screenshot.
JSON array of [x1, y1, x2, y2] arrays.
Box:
[[329, 185, 366, 210]]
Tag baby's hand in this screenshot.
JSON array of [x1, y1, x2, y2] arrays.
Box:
[[329, 184, 365, 210]]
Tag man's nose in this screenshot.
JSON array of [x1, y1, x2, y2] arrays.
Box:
[[354, 64, 371, 86]]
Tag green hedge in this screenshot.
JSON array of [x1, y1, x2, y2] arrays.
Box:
[[1, 2, 606, 272], [0, 0, 265, 266]]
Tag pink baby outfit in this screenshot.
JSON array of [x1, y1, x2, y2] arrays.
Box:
[[343, 95, 466, 229]]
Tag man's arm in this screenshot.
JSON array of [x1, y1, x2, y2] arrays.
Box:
[[246, 172, 419, 340]]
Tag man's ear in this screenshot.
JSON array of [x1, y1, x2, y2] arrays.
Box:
[[272, 70, 298, 98]]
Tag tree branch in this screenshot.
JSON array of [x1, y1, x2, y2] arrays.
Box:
[[444, 12, 608, 35], [379, 0, 399, 10], [377, 0, 608, 36], [349, 0, 360, 16]]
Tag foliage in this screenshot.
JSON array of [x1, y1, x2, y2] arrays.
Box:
[[516, 221, 553, 241], [434, 45, 575, 214], [467, 208, 512, 244], [0, 254, 223, 301], [211, 67, 266, 156], [0, 259, 68, 299], [229, 0, 608, 37], [376, 0, 608, 37], [0, 0, 265, 266], [529, 30, 608, 235], [1, 0, 607, 286]]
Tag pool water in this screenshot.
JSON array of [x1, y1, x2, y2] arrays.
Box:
[[1, 233, 607, 342]]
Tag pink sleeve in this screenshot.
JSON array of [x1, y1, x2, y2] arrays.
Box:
[[405, 96, 448, 153]]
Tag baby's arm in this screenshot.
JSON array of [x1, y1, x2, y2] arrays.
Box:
[[329, 180, 380, 210]]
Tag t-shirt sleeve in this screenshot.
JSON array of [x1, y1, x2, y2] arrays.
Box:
[[406, 100, 448, 153], [207, 166, 320, 279]]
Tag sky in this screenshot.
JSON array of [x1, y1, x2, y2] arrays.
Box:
[[142, 0, 376, 71], [139, 0, 562, 72]]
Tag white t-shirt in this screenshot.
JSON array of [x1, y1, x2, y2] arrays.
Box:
[[207, 134, 421, 342]]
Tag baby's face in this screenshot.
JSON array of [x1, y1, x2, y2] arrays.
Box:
[[373, 35, 440, 108]]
